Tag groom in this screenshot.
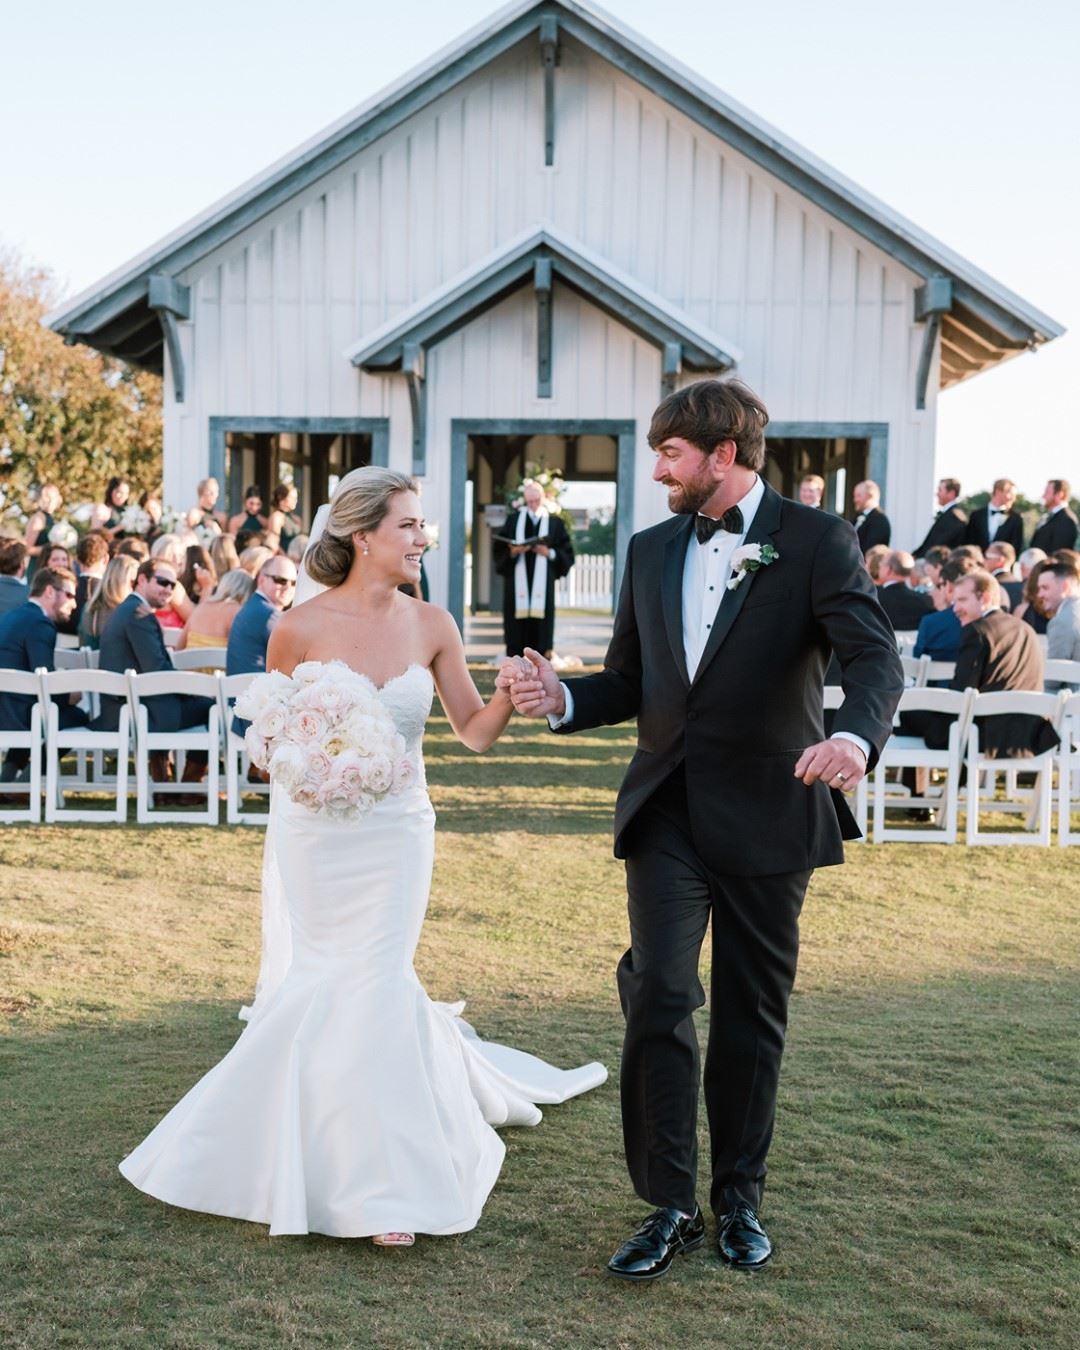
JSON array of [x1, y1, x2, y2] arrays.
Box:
[[508, 380, 902, 1279]]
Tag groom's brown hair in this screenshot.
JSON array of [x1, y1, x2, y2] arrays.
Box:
[[648, 379, 769, 472]]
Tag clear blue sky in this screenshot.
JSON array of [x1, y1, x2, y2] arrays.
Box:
[[3, 0, 1075, 503]]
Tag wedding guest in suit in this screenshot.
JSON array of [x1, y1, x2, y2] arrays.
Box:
[[985, 542, 1019, 611], [901, 571, 1056, 758], [876, 551, 933, 631], [97, 559, 214, 794], [797, 473, 824, 508], [227, 557, 298, 753], [966, 479, 1024, 553], [493, 480, 574, 657], [1038, 562, 1080, 689], [913, 478, 968, 558], [507, 378, 902, 1276], [851, 480, 890, 551], [0, 566, 86, 785], [921, 545, 951, 589], [1030, 480, 1079, 554], [914, 571, 963, 666], [0, 540, 29, 616]]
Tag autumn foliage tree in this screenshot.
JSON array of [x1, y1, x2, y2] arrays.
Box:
[[0, 249, 162, 520]]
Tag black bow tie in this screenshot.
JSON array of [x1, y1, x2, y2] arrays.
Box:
[[695, 507, 744, 544]]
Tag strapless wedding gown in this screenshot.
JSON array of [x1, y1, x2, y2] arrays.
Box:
[[119, 664, 606, 1237]]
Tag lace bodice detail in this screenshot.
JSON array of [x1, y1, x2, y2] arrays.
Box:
[[369, 664, 433, 755]]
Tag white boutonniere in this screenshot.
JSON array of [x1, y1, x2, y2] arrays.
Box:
[[727, 542, 779, 591]]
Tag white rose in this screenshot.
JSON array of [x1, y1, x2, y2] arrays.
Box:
[[269, 742, 306, 791]]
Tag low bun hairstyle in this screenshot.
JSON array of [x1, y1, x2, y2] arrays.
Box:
[[304, 466, 418, 587]]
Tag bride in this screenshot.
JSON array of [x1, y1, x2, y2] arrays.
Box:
[[119, 466, 606, 1245]]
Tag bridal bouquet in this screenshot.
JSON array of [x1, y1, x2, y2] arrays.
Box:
[[234, 661, 416, 818]]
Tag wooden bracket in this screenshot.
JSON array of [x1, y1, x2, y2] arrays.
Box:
[[534, 257, 553, 398], [148, 273, 191, 403], [540, 16, 558, 166], [402, 341, 427, 475], [913, 275, 953, 410], [661, 341, 682, 397]]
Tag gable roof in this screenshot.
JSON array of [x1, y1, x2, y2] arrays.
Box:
[[346, 224, 740, 372], [45, 0, 1063, 387]]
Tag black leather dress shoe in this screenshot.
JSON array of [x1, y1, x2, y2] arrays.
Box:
[[716, 1203, 772, 1271], [606, 1205, 705, 1282]]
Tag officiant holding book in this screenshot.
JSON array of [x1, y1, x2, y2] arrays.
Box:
[[493, 480, 574, 657]]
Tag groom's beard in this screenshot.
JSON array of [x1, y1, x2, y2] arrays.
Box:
[[664, 470, 718, 517]]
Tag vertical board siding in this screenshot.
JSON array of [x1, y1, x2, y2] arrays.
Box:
[[173, 32, 929, 547]]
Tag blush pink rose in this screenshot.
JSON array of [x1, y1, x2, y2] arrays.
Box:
[[288, 709, 329, 744]]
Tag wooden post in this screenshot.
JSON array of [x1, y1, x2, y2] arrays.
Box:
[[540, 16, 558, 166], [535, 257, 553, 397]]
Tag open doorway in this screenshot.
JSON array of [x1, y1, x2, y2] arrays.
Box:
[[448, 419, 635, 631], [763, 421, 888, 518], [208, 417, 389, 531]]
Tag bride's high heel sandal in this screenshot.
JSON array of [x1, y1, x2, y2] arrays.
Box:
[[371, 1232, 415, 1247]]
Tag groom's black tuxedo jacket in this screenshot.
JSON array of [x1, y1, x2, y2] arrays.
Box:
[[557, 483, 903, 876]]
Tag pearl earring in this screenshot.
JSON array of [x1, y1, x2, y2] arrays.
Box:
[[361, 544, 369, 555]]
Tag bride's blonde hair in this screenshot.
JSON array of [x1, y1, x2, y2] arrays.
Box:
[[304, 466, 418, 587]]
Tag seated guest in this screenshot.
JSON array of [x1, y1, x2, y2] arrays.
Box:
[[178, 544, 217, 607], [79, 555, 138, 650], [967, 478, 1025, 552], [901, 571, 1057, 758], [0, 567, 87, 785], [178, 568, 253, 652], [97, 559, 214, 792], [149, 535, 193, 627], [921, 545, 951, 589], [1013, 548, 1047, 625], [238, 545, 274, 577], [1016, 561, 1051, 634], [40, 543, 71, 574], [864, 544, 890, 585], [914, 573, 963, 667], [235, 528, 267, 554], [876, 550, 933, 631], [1038, 562, 1080, 689], [797, 473, 824, 509], [947, 544, 984, 565], [984, 541, 1018, 611], [116, 536, 150, 562], [209, 533, 240, 579], [58, 531, 110, 636], [0, 539, 29, 616], [227, 557, 298, 744], [286, 534, 309, 565]]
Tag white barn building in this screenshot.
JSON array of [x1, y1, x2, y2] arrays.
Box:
[[47, 0, 1062, 625]]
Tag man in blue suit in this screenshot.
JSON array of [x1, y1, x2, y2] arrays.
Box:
[[0, 566, 86, 783], [98, 558, 214, 791], [226, 555, 297, 738], [0, 540, 30, 616]]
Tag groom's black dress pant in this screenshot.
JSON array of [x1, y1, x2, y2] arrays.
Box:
[[620, 768, 809, 1216]]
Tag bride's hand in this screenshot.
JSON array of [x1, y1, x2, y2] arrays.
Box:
[[494, 656, 535, 692]]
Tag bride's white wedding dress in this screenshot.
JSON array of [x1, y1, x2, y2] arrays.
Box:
[[119, 662, 606, 1237]]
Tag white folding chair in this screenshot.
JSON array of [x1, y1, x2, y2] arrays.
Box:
[[900, 654, 929, 688], [1044, 658, 1080, 692], [1058, 693, 1080, 847], [162, 628, 184, 649], [128, 670, 221, 824], [53, 647, 89, 671], [965, 691, 1063, 846], [894, 630, 919, 656], [0, 668, 44, 823], [220, 672, 270, 825], [924, 660, 956, 685], [171, 647, 228, 671], [40, 669, 130, 823], [54, 633, 80, 651], [871, 688, 974, 844], [822, 686, 868, 839]]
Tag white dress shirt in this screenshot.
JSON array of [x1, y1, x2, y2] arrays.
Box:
[[551, 478, 869, 761]]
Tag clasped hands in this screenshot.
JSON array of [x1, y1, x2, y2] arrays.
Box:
[[495, 649, 866, 792], [495, 649, 565, 719]]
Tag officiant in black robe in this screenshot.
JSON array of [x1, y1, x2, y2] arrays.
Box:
[[493, 481, 574, 657]]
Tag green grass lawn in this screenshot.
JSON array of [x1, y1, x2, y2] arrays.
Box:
[[2, 675, 1078, 1348]]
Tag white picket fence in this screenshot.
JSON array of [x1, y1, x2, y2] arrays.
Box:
[[555, 554, 613, 609], [464, 553, 614, 611]]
